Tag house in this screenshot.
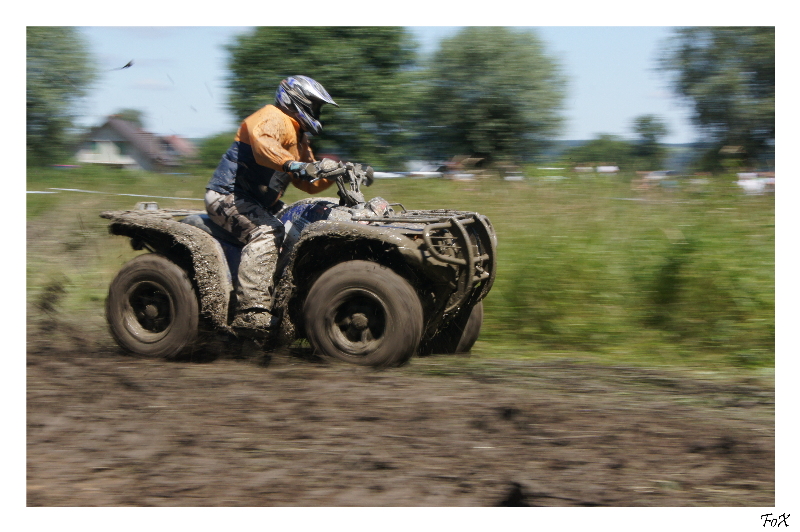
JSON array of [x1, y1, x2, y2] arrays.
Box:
[[75, 116, 196, 171], [162, 135, 199, 163]]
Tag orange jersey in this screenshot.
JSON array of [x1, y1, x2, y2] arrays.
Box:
[[234, 105, 333, 194]]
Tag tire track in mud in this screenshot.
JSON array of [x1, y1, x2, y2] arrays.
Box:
[[26, 340, 774, 507]]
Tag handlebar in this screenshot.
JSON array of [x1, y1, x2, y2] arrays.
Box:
[[330, 161, 373, 207]]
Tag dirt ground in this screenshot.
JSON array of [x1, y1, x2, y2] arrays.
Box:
[[26, 319, 775, 508]]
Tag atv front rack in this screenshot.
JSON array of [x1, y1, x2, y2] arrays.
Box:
[[352, 211, 497, 313]]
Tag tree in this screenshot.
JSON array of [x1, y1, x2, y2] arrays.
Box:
[[659, 27, 774, 166], [632, 114, 669, 170], [416, 27, 566, 163], [198, 131, 237, 169], [224, 27, 418, 169], [562, 135, 634, 169], [27, 27, 96, 166]]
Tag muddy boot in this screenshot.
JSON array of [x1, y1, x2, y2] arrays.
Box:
[[231, 309, 278, 339]]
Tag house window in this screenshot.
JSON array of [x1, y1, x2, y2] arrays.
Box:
[[115, 142, 128, 156]]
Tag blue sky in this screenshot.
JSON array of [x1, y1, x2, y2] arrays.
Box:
[[77, 26, 697, 144]]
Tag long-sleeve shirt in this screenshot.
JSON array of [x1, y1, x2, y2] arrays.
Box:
[[206, 104, 333, 206]]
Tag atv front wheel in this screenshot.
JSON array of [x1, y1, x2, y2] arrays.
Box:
[[106, 253, 199, 359], [419, 301, 483, 355], [303, 260, 423, 368]]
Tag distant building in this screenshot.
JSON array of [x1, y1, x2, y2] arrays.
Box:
[[75, 116, 197, 171], [161, 134, 199, 163]]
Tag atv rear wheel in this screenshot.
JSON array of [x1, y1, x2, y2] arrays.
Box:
[[106, 253, 199, 359], [303, 260, 423, 368], [419, 301, 483, 355]]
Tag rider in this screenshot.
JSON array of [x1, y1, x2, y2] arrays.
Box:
[[205, 75, 340, 331]]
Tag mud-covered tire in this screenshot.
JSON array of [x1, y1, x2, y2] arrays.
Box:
[[106, 253, 199, 359], [303, 260, 423, 368], [419, 301, 484, 355]]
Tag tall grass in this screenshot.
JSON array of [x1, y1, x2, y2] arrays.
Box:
[[27, 166, 774, 369], [366, 171, 774, 369]]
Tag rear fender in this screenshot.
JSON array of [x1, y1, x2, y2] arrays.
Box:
[[101, 211, 234, 332]]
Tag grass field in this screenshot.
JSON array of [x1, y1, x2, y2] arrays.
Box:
[[26, 164, 774, 373]]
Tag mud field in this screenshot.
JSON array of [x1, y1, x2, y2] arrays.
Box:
[[26, 321, 775, 508]]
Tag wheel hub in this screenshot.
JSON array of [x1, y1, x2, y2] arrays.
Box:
[[328, 291, 387, 356], [126, 281, 173, 336], [350, 313, 369, 330]]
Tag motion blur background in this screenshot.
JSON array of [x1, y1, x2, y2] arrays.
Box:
[[27, 25, 775, 371]]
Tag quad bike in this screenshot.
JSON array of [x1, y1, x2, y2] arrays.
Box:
[[101, 161, 497, 368]]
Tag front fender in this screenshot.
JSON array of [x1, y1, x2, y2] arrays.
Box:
[[298, 220, 426, 267], [270, 219, 440, 344]]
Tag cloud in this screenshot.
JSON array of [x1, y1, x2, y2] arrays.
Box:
[[131, 78, 174, 91]]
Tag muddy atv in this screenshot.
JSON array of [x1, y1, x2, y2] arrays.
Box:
[[101, 162, 497, 368]]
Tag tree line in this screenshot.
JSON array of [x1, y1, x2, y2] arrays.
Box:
[[27, 26, 774, 172]]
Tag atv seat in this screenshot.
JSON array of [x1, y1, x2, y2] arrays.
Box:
[[181, 214, 244, 248]]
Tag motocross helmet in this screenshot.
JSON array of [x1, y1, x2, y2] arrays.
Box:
[[275, 75, 338, 135]]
